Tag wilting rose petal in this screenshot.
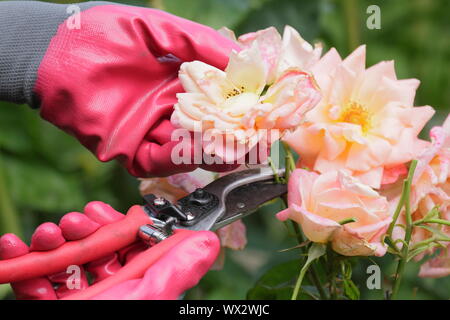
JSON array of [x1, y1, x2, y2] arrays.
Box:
[[238, 27, 282, 84], [216, 220, 247, 250], [276, 26, 322, 76], [139, 168, 216, 202], [237, 26, 322, 83], [243, 69, 320, 130]]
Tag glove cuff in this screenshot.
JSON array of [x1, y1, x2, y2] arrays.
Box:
[[0, 1, 108, 106]]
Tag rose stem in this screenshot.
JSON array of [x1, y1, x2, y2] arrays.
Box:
[[390, 160, 417, 300]]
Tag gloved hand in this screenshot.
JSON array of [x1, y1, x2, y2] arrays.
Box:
[[0, 1, 241, 177], [0, 201, 220, 300]]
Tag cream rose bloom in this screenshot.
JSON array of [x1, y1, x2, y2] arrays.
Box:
[[171, 27, 321, 162]]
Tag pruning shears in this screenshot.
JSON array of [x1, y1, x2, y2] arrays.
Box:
[[0, 167, 286, 299]]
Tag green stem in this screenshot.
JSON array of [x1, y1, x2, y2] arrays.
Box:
[[291, 262, 309, 300], [281, 142, 327, 300], [268, 157, 282, 184], [420, 219, 450, 227], [411, 236, 436, 249], [291, 222, 327, 300], [327, 247, 338, 299], [390, 160, 417, 300], [386, 180, 407, 237], [282, 141, 296, 182], [283, 142, 296, 172], [339, 217, 357, 225], [342, 0, 361, 52], [0, 154, 22, 237]]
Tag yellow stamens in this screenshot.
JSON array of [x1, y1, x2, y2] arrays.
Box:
[[224, 86, 245, 99], [338, 101, 372, 133]]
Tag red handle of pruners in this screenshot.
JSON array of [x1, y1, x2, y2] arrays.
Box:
[[0, 205, 195, 298]]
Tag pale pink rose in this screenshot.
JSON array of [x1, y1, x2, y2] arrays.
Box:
[[216, 220, 247, 250], [411, 193, 450, 262], [412, 115, 450, 209], [230, 26, 322, 83], [277, 169, 392, 256], [381, 116, 450, 263], [172, 34, 321, 162], [419, 245, 450, 278], [283, 45, 435, 188], [139, 168, 217, 203], [139, 169, 247, 252], [405, 115, 450, 265]]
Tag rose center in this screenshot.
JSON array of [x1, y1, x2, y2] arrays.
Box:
[[225, 86, 245, 99], [338, 101, 372, 133]]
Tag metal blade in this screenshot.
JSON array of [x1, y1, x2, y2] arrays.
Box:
[[212, 180, 287, 230], [179, 167, 286, 231]]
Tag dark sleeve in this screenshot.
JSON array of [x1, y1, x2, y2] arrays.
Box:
[[0, 0, 108, 107]]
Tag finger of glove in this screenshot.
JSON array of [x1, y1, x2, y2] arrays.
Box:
[[145, 118, 176, 146], [29, 222, 65, 251], [85, 253, 122, 284], [55, 203, 126, 296], [134, 140, 198, 178], [141, 9, 240, 69], [0, 234, 56, 300], [0, 233, 29, 259], [48, 266, 89, 299], [83, 201, 124, 226], [71, 202, 125, 284], [11, 278, 57, 300], [200, 163, 241, 172], [117, 242, 148, 265], [145, 120, 242, 174], [59, 212, 101, 241], [90, 231, 220, 300]]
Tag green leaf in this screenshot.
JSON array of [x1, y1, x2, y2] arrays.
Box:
[[0, 155, 22, 237], [418, 225, 450, 242], [343, 277, 360, 300], [247, 260, 314, 300], [424, 206, 440, 221], [339, 260, 360, 300], [2, 156, 87, 213], [235, 0, 320, 42], [0, 284, 12, 300], [0, 103, 33, 154], [407, 243, 439, 262], [159, 0, 254, 29]]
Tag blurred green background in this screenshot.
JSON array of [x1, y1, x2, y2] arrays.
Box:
[[0, 0, 449, 299]]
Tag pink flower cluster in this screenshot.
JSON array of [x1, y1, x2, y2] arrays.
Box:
[[167, 26, 450, 276], [273, 29, 450, 274]]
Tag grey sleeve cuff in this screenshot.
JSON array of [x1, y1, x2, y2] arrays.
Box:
[[0, 1, 108, 107]]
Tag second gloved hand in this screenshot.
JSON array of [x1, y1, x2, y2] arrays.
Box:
[[0, 201, 220, 300]]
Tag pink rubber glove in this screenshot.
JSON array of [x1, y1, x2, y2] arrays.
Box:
[[0, 201, 220, 300], [35, 5, 241, 177]]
